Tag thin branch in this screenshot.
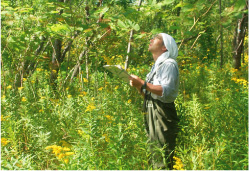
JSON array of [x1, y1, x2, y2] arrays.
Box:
[[189, 0, 217, 31], [190, 30, 206, 49], [124, 0, 143, 70]]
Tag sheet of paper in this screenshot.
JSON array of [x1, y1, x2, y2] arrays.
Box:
[[103, 65, 130, 83]]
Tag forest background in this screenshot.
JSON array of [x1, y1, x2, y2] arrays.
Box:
[[1, 0, 248, 170]]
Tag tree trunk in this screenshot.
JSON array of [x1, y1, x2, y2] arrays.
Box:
[[232, 2, 248, 69], [124, 0, 143, 70], [50, 39, 62, 89], [219, 0, 224, 67]]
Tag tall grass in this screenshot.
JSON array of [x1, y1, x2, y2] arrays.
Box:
[[1, 60, 248, 170]]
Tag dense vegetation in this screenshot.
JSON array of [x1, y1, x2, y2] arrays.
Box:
[[1, 0, 248, 170]]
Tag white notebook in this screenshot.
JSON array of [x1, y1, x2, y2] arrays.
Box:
[[103, 65, 131, 83]]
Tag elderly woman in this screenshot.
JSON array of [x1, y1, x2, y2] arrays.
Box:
[[129, 33, 180, 170]]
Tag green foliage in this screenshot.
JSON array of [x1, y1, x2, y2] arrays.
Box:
[[1, 0, 248, 170], [2, 57, 248, 170]]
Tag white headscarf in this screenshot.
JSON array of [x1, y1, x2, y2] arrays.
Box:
[[160, 33, 178, 60], [154, 33, 178, 68]]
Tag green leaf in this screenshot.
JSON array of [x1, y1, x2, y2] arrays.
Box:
[[162, 0, 175, 5], [133, 24, 140, 31], [151, 29, 164, 34], [50, 11, 59, 14], [234, 0, 246, 11], [76, 27, 84, 31], [117, 20, 127, 29], [50, 23, 71, 35]]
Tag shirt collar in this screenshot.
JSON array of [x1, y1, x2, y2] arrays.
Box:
[[154, 52, 169, 68]]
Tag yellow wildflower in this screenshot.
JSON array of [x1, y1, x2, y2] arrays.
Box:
[[115, 86, 119, 90], [39, 109, 44, 113], [7, 85, 12, 89], [127, 99, 132, 103], [103, 134, 110, 142], [78, 130, 84, 135], [104, 115, 113, 120], [1, 115, 5, 121], [23, 78, 27, 82], [80, 91, 87, 96], [21, 97, 27, 102], [18, 87, 24, 91], [52, 70, 57, 73], [1, 138, 9, 146], [64, 158, 69, 164], [58, 153, 64, 159], [63, 147, 71, 151], [83, 78, 88, 83], [173, 156, 184, 170], [85, 103, 96, 112], [36, 68, 43, 72], [67, 95, 72, 98], [98, 87, 103, 91], [65, 152, 74, 156]]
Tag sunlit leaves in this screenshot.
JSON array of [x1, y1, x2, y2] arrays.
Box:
[[49, 23, 71, 35], [117, 19, 140, 31]]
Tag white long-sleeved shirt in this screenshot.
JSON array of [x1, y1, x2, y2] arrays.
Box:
[[146, 52, 179, 103]]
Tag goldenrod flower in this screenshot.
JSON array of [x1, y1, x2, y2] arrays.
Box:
[[103, 134, 110, 142], [78, 130, 84, 135], [64, 158, 69, 164], [104, 115, 113, 120], [1, 115, 4, 121], [85, 103, 96, 112], [173, 156, 184, 170], [18, 87, 24, 91], [80, 91, 87, 96], [63, 147, 71, 151], [65, 152, 74, 156], [58, 153, 64, 159], [83, 78, 88, 83], [21, 97, 27, 102], [1, 138, 9, 146]]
